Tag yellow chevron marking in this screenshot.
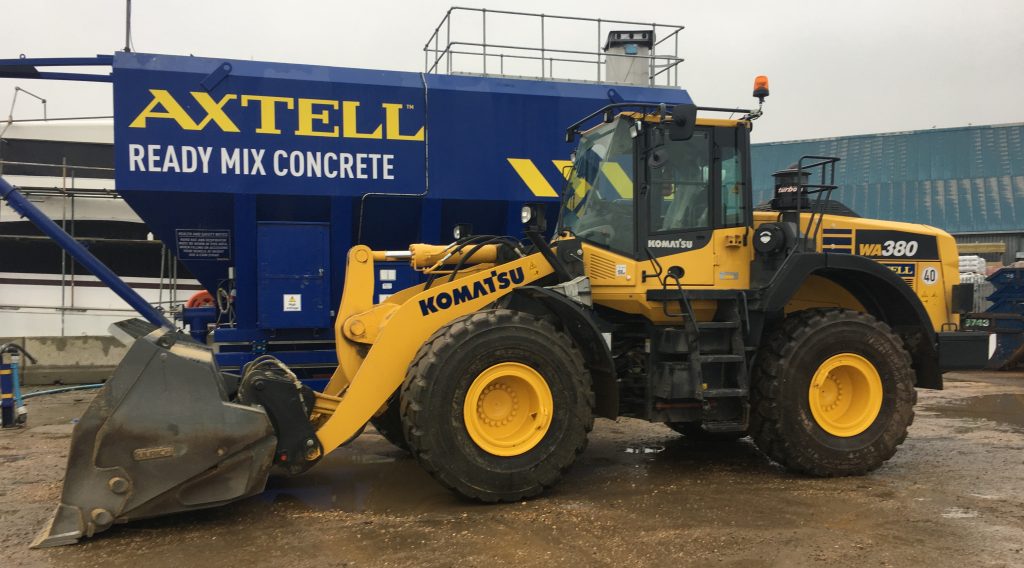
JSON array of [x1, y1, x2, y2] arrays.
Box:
[[507, 158, 558, 197], [600, 162, 633, 198], [551, 160, 590, 207], [552, 160, 573, 179]]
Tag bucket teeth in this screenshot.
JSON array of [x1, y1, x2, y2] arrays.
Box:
[[32, 328, 276, 548]]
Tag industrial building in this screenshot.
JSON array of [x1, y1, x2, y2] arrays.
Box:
[[752, 122, 1024, 265]]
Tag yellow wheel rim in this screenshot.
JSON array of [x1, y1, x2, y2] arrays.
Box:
[[808, 353, 884, 437], [463, 362, 553, 457]]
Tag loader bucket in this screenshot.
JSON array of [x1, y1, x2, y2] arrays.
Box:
[[32, 328, 277, 548]]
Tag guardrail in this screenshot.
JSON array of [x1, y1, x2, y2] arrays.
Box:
[[423, 7, 684, 86]]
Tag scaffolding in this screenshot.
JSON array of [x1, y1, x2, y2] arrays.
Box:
[[0, 157, 187, 335]]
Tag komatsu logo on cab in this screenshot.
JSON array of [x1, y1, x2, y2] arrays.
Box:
[[419, 267, 526, 316], [129, 89, 424, 141]]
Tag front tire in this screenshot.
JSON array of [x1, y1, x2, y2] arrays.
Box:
[[401, 309, 594, 502], [750, 309, 916, 476]]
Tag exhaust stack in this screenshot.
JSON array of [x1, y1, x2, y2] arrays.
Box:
[[603, 30, 655, 85]]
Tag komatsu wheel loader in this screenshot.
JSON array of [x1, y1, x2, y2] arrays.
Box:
[[11, 77, 988, 547]]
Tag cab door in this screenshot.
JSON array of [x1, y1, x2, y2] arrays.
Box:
[[639, 124, 752, 288], [710, 124, 752, 289]]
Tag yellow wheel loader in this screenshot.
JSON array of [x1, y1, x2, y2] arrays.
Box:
[[29, 78, 989, 546]]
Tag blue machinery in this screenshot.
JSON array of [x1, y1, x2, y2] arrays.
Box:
[[0, 343, 36, 428], [1, 11, 692, 381]]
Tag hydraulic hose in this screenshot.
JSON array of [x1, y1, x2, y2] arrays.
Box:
[[23, 384, 103, 400]]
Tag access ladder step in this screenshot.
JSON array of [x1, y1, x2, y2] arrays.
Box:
[[696, 321, 740, 330], [702, 421, 748, 433], [702, 388, 747, 398], [699, 354, 745, 364]]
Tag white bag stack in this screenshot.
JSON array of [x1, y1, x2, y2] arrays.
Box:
[[958, 256, 994, 312], [958, 255, 987, 275]]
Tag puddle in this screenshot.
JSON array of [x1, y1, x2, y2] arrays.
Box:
[[260, 447, 466, 515], [624, 444, 665, 454], [942, 507, 979, 519], [927, 394, 1024, 430]]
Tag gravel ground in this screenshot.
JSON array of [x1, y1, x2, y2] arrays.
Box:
[[1, 371, 1022, 567]]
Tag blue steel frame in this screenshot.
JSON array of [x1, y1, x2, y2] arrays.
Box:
[[0, 55, 113, 83]]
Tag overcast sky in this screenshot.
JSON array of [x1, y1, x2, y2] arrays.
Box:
[[2, 0, 1022, 142]]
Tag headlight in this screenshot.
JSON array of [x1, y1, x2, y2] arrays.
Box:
[[452, 223, 472, 240], [521, 205, 533, 224]]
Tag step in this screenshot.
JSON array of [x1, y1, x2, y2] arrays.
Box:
[[699, 354, 745, 364], [702, 388, 747, 398], [702, 421, 748, 433], [696, 321, 740, 330]]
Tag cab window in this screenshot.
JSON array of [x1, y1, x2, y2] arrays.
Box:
[[648, 130, 711, 233], [718, 129, 746, 227]]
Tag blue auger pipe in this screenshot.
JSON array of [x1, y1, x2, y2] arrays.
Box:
[[0, 176, 174, 329]]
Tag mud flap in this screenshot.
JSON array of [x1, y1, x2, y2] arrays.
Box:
[[32, 328, 276, 548]]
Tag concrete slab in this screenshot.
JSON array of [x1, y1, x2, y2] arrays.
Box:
[[0, 336, 126, 384]]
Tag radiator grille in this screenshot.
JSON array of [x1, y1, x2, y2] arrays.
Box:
[[588, 254, 617, 280]]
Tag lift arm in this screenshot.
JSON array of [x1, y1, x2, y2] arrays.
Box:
[[313, 245, 554, 453]]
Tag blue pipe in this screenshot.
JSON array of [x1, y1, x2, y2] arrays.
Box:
[[12, 360, 24, 408], [0, 177, 174, 329], [23, 384, 104, 400]]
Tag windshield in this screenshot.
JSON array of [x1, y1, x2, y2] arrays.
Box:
[[560, 118, 635, 254]]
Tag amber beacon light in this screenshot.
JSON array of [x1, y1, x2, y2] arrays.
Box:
[[753, 75, 770, 102]]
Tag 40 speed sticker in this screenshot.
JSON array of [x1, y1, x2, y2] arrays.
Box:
[[921, 267, 939, 286]]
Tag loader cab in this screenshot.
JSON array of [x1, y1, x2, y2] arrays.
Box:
[[560, 110, 753, 262]]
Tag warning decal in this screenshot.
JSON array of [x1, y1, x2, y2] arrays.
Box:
[[283, 294, 302, 312]]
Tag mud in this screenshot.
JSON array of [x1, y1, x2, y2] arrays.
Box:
[[2, 371, 1023, 567]]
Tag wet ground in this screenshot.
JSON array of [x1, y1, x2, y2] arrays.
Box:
[[2, 371, 1023, 567]]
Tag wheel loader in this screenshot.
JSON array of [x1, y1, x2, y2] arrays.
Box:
[[8, 77, 988, 547]]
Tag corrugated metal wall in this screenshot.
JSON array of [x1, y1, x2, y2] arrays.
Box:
[[751, 123, 1024, 234], [953, 232, 1024, 265]]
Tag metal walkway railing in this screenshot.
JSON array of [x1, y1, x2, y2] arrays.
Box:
[[424, 7, 685, 86]]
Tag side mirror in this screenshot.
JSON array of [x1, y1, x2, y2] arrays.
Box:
[[669, 103, 697, 141]]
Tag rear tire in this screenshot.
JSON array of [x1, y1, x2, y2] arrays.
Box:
[[750, 309, 916, 476], [401, 309, 594, 502]]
